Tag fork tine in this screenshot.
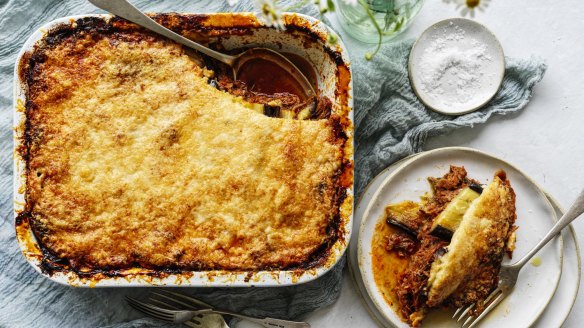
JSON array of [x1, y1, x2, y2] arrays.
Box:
[[129, 306, 170, 322], [127, 297, 178, 318], [149, 298, 179, 310], [452, 306, 463, 319], [126, 297, 173, 322], [149, 296, 205, 327], [127, 304, 167, 322], [150, 295, 205, 318], [126, 297, 169, 318], [158, 290, 213, 308], [465, 292, 505, 328], [456, 303, 474, 322], [461, 315, 474, 328], [126, 296, 177, 315], [151, 292, 202, 310], [481, 287, 500, 305], [454, 285, 505, 325]]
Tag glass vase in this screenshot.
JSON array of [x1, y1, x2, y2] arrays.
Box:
[[336, 0, 425, 43]]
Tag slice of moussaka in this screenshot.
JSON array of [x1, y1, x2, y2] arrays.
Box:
[[372, 167, 517, 327], [15, 16, 353, 280], [427, 171, 517, 307]]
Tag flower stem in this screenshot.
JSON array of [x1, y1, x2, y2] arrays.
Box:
[[359, 0, 382, 60]]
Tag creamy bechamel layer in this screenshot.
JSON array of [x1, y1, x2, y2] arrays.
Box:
[[22, 24, 345, 272]]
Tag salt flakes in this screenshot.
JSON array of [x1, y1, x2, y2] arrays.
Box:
[[418, 22, 493, 108]]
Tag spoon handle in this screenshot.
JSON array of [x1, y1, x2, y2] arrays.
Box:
[[88, 0, 236, 65], [513, 188, 584, 269]]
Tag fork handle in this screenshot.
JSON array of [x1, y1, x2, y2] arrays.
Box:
[[212, 310, 310, 328], [513, 188, 584, 269]]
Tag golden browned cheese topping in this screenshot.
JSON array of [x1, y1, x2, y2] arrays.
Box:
[[23, 25, 345, 272]]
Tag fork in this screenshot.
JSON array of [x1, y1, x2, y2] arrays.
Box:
[[126, 291, 311, 328], [130, 290, 228, 328], [453, 189, 584, 328]]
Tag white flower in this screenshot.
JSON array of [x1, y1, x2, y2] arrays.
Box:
[[443, 0, 491, 18], [254, 0, 285, 29]]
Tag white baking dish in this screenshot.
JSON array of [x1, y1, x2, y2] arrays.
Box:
[[13, 12, 353, 287]]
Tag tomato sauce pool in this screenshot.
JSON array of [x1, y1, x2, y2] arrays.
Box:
[[236, 52, 317, 101]]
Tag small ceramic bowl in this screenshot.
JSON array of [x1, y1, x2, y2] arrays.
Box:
[[409, 18, 505, 115]]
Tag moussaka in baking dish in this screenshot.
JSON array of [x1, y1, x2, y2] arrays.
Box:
[[371, 166, 517, 327], [15, 15, 352, 280]]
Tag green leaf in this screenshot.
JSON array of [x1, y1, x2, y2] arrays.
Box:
[[327, 0, 335, 12]]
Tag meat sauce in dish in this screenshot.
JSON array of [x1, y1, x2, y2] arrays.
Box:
[[203, 50, 332, 120]]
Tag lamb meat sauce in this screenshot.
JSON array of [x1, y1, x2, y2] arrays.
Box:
[[372, 166, 476, 324], [385, 229, 417, 258], [237, 58, 307, 98], [206, 51, 331, 119]]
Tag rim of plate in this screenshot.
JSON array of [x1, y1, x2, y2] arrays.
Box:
[[350, 155, 415, 328], [537, 192, 582, 326], [408, 18, 505, 115], [357, 147, 563, 327]]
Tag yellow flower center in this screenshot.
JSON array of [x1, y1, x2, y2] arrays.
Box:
[[466, 0, 480, 8]]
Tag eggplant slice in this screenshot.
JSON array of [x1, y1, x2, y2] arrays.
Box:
[[429, 187, 480, 240], [385, 201, 422, 236]]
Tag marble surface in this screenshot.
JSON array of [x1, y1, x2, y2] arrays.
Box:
[[242, 0, 584, 327]]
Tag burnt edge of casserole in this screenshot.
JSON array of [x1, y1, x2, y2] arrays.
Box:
[[15, 14, 353, 281]]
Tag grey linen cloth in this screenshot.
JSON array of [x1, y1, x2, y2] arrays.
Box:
[[0, 0, 546, 327]]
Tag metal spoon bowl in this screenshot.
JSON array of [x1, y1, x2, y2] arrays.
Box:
[[89, 0, 316, 100]]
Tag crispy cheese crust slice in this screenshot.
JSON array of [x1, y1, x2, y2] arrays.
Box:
[[426, 172, 516, 307]]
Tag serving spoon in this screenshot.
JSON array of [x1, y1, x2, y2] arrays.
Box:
[[88, 0, 316, 100]]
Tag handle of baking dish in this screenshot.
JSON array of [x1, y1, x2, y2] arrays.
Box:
[[87, 0, 236, 65], [213, 310, 310, 328]]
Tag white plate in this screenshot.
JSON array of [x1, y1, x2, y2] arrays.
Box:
[[409, 18, 505, 115], [357, 147, 563, 327], [349, 150, 580, 328]]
